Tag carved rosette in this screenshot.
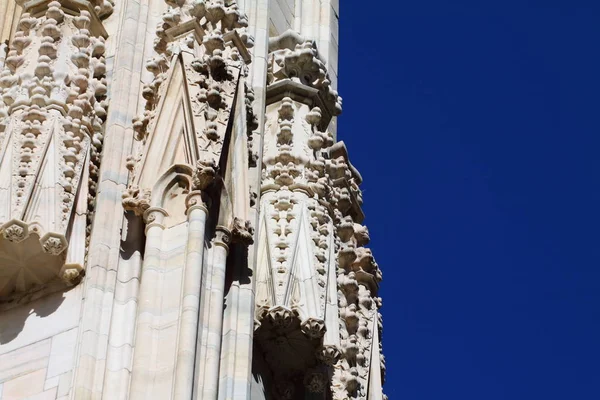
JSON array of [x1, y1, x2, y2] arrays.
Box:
[[304, 369, 327, 393], [0, 1, 108, 299], [317, 344, 342, 366]]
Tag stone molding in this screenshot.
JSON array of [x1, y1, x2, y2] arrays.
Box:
[[214, 224, 232, 249]]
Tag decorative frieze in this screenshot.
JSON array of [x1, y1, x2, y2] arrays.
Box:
[[0, 0, 108, 300]]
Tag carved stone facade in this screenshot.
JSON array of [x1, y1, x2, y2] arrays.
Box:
[[0, 1, 385, 399]]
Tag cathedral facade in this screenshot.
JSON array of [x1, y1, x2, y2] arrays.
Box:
[[0, 0, 385, 399]]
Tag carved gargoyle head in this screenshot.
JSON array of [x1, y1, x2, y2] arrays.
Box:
[[192, 158, 218, 190]]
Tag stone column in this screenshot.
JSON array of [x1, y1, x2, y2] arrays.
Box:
[[129, 207, 167, 399], [200, 225, 231, 399], [173, 191, 209, 400]]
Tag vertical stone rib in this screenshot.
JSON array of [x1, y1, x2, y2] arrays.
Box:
[[73, 0, 163, 396], [207, 227, 232, 398], [173, 196, 208, 400], [129, 208, 167, 399], [215, 0, 270, 397]]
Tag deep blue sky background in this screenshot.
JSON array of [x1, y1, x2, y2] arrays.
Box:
[[338, 1, 600, 399]]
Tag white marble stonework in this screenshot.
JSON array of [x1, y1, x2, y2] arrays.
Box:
[[0, 0, 385, 399]]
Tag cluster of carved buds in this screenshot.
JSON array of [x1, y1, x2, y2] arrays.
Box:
[[122, 154, 150, 216], [305, 130, 384, 399], [134, 0, 253, 137], [121, 185, 152, 216], [0, 3, 107, 246], [245, 83, 259, 166], [268, 39, 342, 119], [89, 0, 115, 19], [332, 218, 384, 399], [262, 98, 306, 189], [260, 28, 386, 399]]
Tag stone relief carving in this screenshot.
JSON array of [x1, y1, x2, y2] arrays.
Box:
[[254, 29, 386, 399], [267, 29, 342, 131], [123, 0, 257, 233], [0, 0, 108, 300]]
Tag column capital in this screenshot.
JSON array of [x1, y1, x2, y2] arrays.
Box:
[[214, 225, 232, 250], [143, 207, 168, 231], [185, 190, 209, 215]]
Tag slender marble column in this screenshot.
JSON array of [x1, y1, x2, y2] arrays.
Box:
[[201, 226, 231, 399], [129, 207, 168, 399], [173, 192, 209, 400]]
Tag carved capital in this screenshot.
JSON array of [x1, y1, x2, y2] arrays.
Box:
[[143, 207, 168, 229], [185, 190, 209, 215], [214, 225, 231, 249]]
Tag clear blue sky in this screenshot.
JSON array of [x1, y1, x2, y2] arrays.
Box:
[[338, 1, 600, 399]]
